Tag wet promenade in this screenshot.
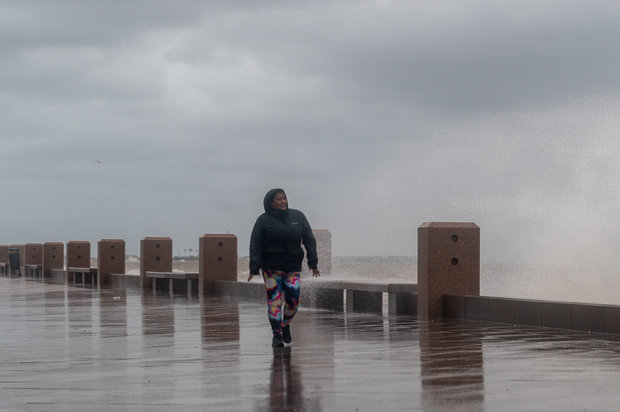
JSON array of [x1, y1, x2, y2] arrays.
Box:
[[2, 277, 620, 411]]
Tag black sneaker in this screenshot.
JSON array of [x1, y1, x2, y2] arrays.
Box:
[[282, 326, 291, 344], [272, 333, 284, 347]]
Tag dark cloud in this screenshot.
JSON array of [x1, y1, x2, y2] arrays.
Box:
[[1, 1, 620, 270]]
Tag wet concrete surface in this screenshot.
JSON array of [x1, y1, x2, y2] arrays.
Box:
[[2, 277, 620, 411]]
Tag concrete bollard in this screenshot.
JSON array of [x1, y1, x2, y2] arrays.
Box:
[[417, 222, 480, 320], [0, 245, 8, 275], [67, 241, 90, 268], [24, 243, 43, 277], [199, 234, 237, 295], [43, 242, 64, 277], [25, 243, 43, 265], [140, 237, 172, 290], [67, 241, 91, 283], [97, 239, 125, 287]]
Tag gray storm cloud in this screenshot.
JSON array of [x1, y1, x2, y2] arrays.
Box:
[[1, 1, 620, 276]]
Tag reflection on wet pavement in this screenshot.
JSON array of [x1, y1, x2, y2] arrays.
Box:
[[2, 277, 620, 411], [419, 322, 484, 410]]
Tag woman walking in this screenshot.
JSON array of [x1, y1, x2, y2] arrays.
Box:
[[249, 188, 320, 347]]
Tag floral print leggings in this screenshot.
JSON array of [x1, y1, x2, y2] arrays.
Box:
[[262, 270, 301, 334]]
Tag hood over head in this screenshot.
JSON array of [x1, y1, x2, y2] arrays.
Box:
[[263, 188, 288, 219]]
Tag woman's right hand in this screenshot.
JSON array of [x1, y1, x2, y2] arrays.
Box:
[[247, 274, 257, 282]]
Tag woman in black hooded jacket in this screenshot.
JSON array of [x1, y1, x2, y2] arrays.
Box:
[[248, 188, 320, 347]]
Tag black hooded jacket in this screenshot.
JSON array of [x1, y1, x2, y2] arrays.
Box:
[[249, 188, 318, 274]]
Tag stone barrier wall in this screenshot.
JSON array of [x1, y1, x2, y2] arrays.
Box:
[[444, 295, 620, 335]]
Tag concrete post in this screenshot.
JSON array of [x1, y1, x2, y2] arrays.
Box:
[[0, 245, 8, 275], [43, 242, 64, 277], [417, 222, 480, 320], [67, 241, 91, 283], [140, 237, 172, 290], [24, 243, 43, 266], [97, 239, 125, 287], [199, 234, 237, 295], [67, 241, 91, 268]]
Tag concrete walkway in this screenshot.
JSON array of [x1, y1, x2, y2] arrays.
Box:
[[1, 276, 620, 411]]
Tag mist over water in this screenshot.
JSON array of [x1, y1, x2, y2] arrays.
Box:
[[328, 96, 620, 305], [480, 263, 619, 305]]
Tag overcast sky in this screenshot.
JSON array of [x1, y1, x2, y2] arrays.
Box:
[[2, 1, 620, 266]]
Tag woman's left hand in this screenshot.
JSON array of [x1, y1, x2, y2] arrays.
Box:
[[312, 269, 320, 277]]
